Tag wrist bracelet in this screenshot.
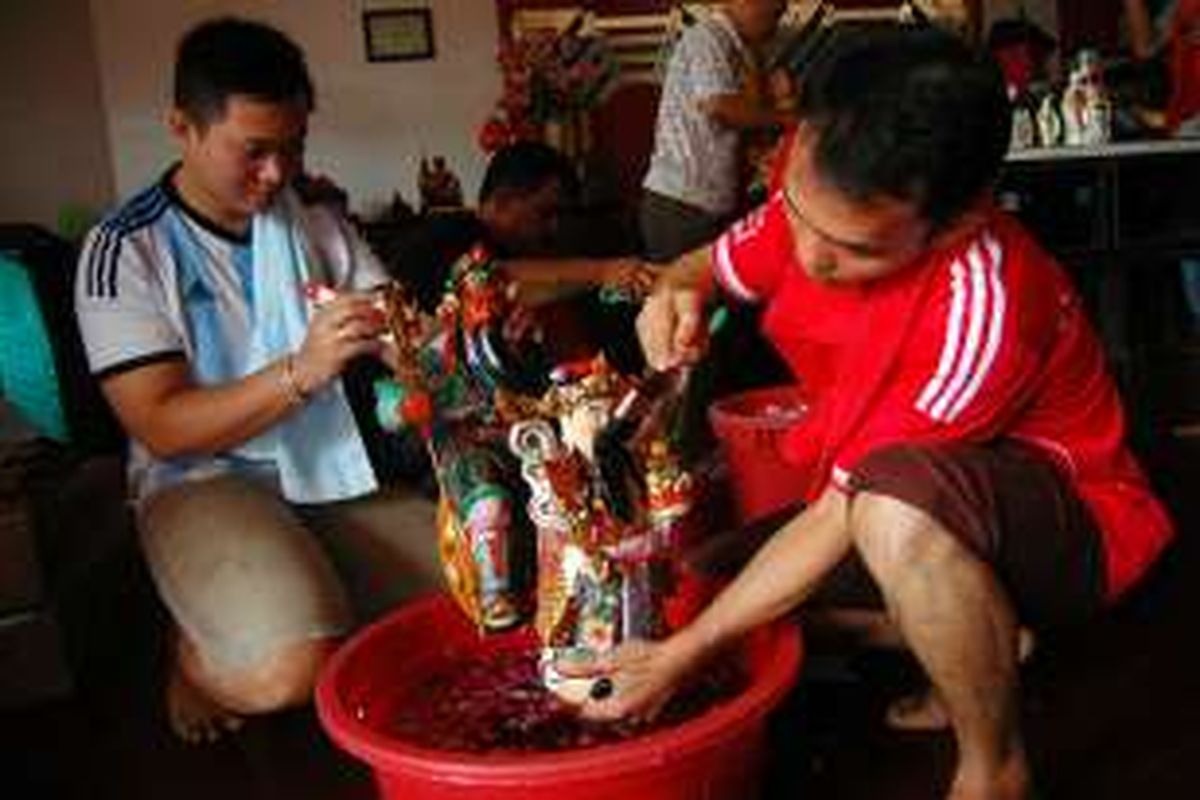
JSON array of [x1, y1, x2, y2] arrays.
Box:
[[281, 353, 310, 407]]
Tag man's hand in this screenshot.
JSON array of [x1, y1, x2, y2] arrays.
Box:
[[636, 284, 708, 371], [602, 257, 658, 298], [295, 289, 387, 392], [556, 637, 698, 722]]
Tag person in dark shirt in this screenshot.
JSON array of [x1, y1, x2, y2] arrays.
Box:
[[379, 141, 582, 313]]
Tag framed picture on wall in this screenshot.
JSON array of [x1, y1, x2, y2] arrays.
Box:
[[363, 9, 435, 62]]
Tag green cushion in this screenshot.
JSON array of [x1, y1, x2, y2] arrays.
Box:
[[0, 253, 67, 442]]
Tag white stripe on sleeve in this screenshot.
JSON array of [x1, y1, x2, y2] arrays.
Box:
[[713, 233, 758, 302], [916, 239, 1005, 423], [945, 236, 1006, 421], [916, 256, 967, 414]]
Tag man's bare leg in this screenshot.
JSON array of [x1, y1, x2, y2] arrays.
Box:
[[167, 624, 339, 743], [850, 491, 1030, 800], [883, 627, 1036, 732]]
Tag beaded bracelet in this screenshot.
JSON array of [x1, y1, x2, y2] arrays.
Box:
[[281, 353, 310, 407]]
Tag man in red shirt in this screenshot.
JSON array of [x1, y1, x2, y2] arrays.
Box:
[[571, 28, 1174, 800]]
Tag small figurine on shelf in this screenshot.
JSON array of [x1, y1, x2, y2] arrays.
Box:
[[1061, 49, 1112, 146], [1009, 85, 1038, 150], [1037, 91, 1064, 147], [418, 155, 464, 212]]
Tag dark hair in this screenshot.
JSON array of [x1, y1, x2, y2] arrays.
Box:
[[174, 18, 314, 126], [796, 27, 1011, 230], [478, 141, 580, 205]]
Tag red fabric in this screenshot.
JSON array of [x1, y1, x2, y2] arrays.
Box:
[[709, 202, 1174, 601], [1167, 0, 1200, 131], [993, 45, 1039, 95]]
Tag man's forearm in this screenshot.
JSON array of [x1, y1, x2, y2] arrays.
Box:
[[677, 487, 854, 657], [1123, 0, 1155, 58], [503, 256, 642, 304], [701, 93, 789, 131], [504, 256, 628, 289], [662, 244, 716, 295], [102, 357, 316, 459]]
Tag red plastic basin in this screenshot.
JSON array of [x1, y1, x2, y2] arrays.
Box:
[[709, 385, 811, 524], [316, 593, 802, 800]]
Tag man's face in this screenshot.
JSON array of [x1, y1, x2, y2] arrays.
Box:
[[734, 0, 787, 43], [779, 128, 933, 285], [172, 94, 308, 229], [491, 179, 562, 254]]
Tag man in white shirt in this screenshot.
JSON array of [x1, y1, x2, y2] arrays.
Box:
[[641, 0, 789, 261], [75, 17, 442, 743]]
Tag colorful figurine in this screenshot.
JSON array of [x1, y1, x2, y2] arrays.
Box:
[[375, 248, 536, 633], [373, 250, 700, 697], [508, 355, 697, 702]]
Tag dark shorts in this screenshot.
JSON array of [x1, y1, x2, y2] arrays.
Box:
[[825, 440, 1108, 630], [638, 190, 730, 263]]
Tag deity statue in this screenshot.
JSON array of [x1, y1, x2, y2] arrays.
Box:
[[373, 248, 699, 701], [418, 155, 464, 211], [508, 356, 696, 702], [375, 247, 543, 633]]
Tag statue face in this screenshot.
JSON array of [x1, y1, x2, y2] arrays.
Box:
[[559, 397, 613, 462]]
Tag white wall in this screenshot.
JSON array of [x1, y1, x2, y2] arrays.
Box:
[[0, 0, 115, 231], [88, 0, 501, 217]]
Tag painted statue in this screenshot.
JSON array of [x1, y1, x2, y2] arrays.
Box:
[[375, 247, 541, 633], [509, 356, 695, 702], [374, 247, 698, 700]]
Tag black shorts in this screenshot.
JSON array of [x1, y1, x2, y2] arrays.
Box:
[[823, 440, 1107, 630]]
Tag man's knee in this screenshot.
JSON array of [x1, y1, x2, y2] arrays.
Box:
[[845, 442, 982, 580], [847, 488, 955, 586]]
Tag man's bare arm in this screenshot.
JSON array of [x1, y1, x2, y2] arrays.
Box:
[[102, 358, 309, 457], [680, 487, 854, 653], [577, 486, 855, 720], [101, 292, 383, 458], [699, 91, 790, 130], [502, 256, 655, 304]]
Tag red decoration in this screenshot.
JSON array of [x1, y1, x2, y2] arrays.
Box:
[[477, 17, 617, 153], [400, 390, 434, 431]]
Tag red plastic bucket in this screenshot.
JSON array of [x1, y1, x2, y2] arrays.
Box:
[[316, 593, 802, 800], [709, 385, 811, 525]]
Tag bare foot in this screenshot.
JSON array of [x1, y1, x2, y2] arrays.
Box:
[[886, 687, 950, 731], [166, 651, 244, 744], [947, 752, 1032, 800]]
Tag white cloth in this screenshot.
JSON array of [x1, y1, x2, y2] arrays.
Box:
[[238, 189, 377, 503]]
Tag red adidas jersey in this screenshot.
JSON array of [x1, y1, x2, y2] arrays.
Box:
[[711, 192, 1174, 600]]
